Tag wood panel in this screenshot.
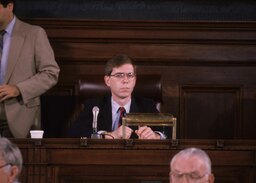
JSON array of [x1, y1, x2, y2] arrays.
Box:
[[180, 85, 242, 139], [23, 19, 256, 139], [13, 139, 256, 183]]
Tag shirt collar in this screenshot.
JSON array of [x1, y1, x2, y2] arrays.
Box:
[[5, 16, 16, 35], [111, 97, 131, 114]]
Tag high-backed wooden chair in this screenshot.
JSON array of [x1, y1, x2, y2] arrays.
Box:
[[75, 74, 163, 111], [64, 74, 177, 138], [67, 74, 163, 129]]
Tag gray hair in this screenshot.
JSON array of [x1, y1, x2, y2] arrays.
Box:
[[170, 147, 212, 174], [0, 137, 23, 179]]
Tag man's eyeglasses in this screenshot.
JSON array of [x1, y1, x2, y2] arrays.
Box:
[[109, 72, 136, 80], [0, 163, 11, 169], [170, 171, 208, 183]]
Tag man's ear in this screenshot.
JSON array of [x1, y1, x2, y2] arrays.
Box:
[[208, 173, 215, 183], [7, 2, 14, 11], [104, 76, 110, 87], [8, 165, 19, 183]]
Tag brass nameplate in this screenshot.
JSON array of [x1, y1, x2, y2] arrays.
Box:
[[122, 113, 176, 140]]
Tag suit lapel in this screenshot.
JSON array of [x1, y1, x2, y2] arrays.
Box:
[[98, 96, 113, 132], [130, 97, 139, 113], [4, 19, 25, 84], [129, 97, 140, 138]]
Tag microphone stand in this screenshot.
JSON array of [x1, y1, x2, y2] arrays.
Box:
[[91, 107, 102, 139], [91, 127, 102, 139]]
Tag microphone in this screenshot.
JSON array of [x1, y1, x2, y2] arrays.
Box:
[[91, 106, 102, 139], [92, 106, 99, 133]]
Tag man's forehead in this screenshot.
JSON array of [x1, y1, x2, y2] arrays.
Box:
[[172, 155, 206, 172], [112, 64, 134, 72]]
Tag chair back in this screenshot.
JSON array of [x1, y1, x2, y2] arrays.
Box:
[[75, 74, 163, 111]]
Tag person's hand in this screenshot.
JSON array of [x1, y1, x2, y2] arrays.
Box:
[[135, 126, 161, 139], [106, 126, 133, 139], [0, 85, 20, 102]]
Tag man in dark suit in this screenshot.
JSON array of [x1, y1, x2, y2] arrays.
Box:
[[68, 54, 166, 139], [0, 0, 59, 137]]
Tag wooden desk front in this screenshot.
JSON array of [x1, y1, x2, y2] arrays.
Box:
[[12, 139, 256, 183]]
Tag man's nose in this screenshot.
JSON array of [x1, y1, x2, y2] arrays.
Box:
[[180, 176, 190, 183], [122, 75, 130, 81]]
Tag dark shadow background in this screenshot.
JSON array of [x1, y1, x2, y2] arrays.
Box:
[[16, 0, 256, 21]]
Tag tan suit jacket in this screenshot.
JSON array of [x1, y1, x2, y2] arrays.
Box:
[[3, 18, 59, 138]]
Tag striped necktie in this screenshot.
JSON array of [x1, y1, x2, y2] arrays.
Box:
[[118, 107, 126, 127]]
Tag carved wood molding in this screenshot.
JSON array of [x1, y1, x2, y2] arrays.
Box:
[[23, 19, 256, 65], [25, 19, 256, 43]]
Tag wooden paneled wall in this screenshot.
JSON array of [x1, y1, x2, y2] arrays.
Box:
[[14, 139, 256, 183], [27, 19, 256, 139]]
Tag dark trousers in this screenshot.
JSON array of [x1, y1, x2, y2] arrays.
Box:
[[0, 120, 13, 137]]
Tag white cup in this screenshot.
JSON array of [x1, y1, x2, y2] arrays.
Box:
[[30, 130, 44, 139]]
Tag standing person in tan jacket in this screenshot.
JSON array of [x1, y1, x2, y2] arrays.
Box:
[[0, 0, 60, 138]]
